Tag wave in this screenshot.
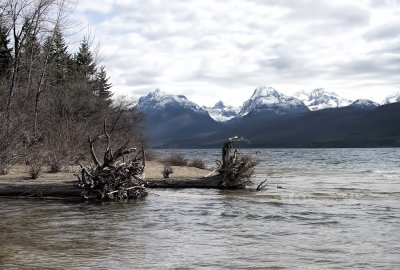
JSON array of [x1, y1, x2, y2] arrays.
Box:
[[252, 191, 400, 201]]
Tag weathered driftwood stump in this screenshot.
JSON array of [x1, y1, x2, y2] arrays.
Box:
[[146, 136, 259, 189], [216, 136, 259, 189], [76, 121, 147, 201]]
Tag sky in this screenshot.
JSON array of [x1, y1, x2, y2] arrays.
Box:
[[72, 0, 400, 107]]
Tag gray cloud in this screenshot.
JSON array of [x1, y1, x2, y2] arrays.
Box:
[[283, 1, 370, 28], [73, 0, 400, 105], [336, 56, 400, 78], [363, 21, 400, 40]]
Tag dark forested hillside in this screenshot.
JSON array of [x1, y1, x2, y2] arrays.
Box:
[[138, 100, 220, 148], [139, 101, 400, 148], [221, 103, 400, 148]]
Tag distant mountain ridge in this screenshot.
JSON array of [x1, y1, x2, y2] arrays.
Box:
[[135, 87, 400, 148], [137, 89, 207, 114], [238, 87, 309, 117], [136, 89, 219, 147], [383, 91, 400, 104], [349, 99, 380, 109], [202, 101, 240, 122], [294, 88, 353, 111]]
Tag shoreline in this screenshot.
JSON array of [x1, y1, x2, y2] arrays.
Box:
[[0, 161, 218, 200], [0, 160, 214, 183]]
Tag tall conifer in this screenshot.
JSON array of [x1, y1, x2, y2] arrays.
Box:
[[94, 65, 112, 103], [0, 22, 12, 79], [75, 37, 96, 89]]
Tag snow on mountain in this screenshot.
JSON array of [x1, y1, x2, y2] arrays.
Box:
[[136, 87, 385, 124], [294, 88, 353, 111], [349, 99, 379, 109], [203, 101, 240, 122], [239, 86, 309, 116], [136, 89, 206, 114], [383, 91, 400, 104]]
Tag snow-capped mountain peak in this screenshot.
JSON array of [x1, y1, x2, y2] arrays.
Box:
[[137, 89, 205, 113], [203, 101, 240, 122], [239, 86, 309, 116], [213, 101, 227, 109], [349, 99, 379, 109], [251, 86, 280, 98], [294, 88, 352, 111], [383, 91, 400, 104]]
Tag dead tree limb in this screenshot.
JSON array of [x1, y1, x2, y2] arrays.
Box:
[[77, 121, 147, 201], [256, 178, 269, 191], [216, 136, 258, 189]]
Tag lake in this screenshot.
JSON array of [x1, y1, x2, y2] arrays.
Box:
[[1, 148, 400, 269]]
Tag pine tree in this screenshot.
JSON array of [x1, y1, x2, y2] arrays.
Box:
[[74, 37, 96, 89], [45, 27, 72, 84], [0, 22, 12, 79], [19, 18, 41, 88], [94, 65, 113, 103]]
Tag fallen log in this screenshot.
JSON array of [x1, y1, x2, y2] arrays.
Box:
[[0, 181, 81, 200], [146, 175, 221, 189], [0, 176, 221, 199], [0, 136, 260, 199]]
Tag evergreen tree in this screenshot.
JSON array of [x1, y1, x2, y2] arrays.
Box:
[[0, 22, 12, 79], [94, 65, 113, 103], [19, 18, 41, 87], [45, 27, 72, 84], [75, 37, 96, 88]]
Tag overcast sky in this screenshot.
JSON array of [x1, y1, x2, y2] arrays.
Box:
[[73, 0, 400, 106]]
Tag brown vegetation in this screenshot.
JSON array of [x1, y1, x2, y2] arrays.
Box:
[[162, 165, 173, 178], [0, 0, 146, 175], [188, 158, 206, 169], [162, 153, 189, 166]]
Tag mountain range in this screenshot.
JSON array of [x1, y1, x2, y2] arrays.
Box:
[[136, 87, 400, 148]]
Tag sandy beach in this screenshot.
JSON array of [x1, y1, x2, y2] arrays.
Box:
[[0, 160, 215, 183]]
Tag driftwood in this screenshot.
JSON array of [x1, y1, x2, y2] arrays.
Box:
[[76, 120, 148, 201], [0, 137, 259, 199], [216, 136, 258, 189], [146, 136, 258, 189], [146, 175, 221, 188], [0, 181, 81, 200]]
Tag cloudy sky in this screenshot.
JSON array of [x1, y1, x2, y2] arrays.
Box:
[[73, 0, 400, 106]]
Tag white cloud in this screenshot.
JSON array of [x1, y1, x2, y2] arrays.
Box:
[[72, 0, 400, 106]]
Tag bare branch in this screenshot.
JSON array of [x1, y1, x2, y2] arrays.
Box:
[[88, 135, 100, 167]]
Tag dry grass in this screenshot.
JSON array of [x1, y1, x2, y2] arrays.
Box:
[[188, 158, 206, 169], [161, 153, 188, 166]]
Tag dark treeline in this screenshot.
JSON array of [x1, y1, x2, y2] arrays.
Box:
[[0, 0, 145, 174]]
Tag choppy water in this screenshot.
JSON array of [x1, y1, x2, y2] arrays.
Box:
[[1, 148, 400, 269]]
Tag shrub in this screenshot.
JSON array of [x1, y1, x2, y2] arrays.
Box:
[[162, 153, 188, 166], [0, 163, 11, 175], [28, 163, 42, 179], [46, 154, 63, 173], [189, 158, 205, 169], [162, 165, 173, 178], [145, 150, 157, 161]]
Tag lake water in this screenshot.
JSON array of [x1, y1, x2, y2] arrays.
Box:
[[1, 148, 400, 269]]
